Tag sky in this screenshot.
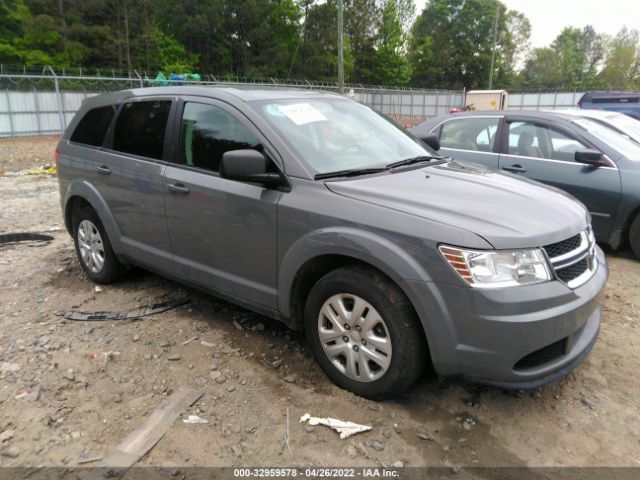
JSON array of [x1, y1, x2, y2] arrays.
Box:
[[412, 0, 640, 48]]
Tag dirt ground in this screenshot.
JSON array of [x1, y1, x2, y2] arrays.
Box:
[[1, 138, 640, 472]]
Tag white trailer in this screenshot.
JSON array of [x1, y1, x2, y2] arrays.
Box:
[[464, 90, 508, 111]]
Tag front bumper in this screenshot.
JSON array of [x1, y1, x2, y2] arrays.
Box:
[[413, 246, 608, 388]]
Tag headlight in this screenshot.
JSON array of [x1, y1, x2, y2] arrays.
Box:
[[439, 245, 551, 288]]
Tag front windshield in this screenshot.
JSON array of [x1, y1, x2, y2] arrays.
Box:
[[571, 117, 640, 160], [251, 98, 435, 174]]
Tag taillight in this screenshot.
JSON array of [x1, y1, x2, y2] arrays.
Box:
[[54, 146, 60, 164]]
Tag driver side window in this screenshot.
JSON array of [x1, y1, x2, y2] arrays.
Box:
[[180, 102, 262, 172], [548, 128, 588, 162], [508, 122, 544, 158], [508, 121, 588, 162]]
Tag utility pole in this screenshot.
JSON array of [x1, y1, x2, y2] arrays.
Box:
[[337, 0, 344, 94], [488, 4, 499, 89]]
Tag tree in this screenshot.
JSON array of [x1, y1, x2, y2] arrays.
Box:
[[225, 0, 302, 77], [503, 10, 531, 72], [517, 25, 609, 90], [393, 0, 415, 32], [599, 28, 640, 90], [374, 0, 411, 85], [345, 0, 379, 84], [409, 0, 522, 89], [153, 0, 231, 74], [296, 0, 353, 82], [518, 47, 563, 90]]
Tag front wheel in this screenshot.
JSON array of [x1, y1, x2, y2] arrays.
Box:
[[630, 213, 640, 259], [304, 265, 427, 399]]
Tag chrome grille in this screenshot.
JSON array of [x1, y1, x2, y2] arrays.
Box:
[[544, 234, 582, 258], [556, 258, 589, 283], [543, 228, 597, 289]]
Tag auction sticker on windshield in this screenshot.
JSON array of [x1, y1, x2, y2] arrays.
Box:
[[279, 103, 327, 125]]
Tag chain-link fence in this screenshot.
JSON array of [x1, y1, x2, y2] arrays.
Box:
[[0, 66, 595, 138], [0, 70, 464, 137]]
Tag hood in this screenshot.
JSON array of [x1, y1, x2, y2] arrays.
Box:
[[325, 161, 589, 249]]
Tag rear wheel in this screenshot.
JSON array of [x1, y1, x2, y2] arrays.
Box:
[[304, 265, 427, 399], [73, 206, 126, 284], [629, 213, 640, 259]]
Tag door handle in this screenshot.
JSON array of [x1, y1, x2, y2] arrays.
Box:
[[96, 165, 111, 175], [502, 164, 527, 173], [167, 183, 190, 195]]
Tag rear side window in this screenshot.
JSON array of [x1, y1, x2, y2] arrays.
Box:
[[70, 105, 115, 146], [113, 100, 172, 160], [592, 96, 639, 104], [439, 118, 499, 152]]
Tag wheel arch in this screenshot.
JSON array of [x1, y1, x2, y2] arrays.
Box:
[[623, 203, 640, 252], [278, 227, 448, 361], [62, 180, 124, 253]]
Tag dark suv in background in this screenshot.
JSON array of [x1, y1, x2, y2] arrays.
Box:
[[57, 87, 607, 398], [578, 91, 640, 119]]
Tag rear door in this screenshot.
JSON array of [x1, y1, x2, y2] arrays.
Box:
[[430, 116, 502, 168], [97, 97, 175, 270], [498, 117, 621, 239], [163, 97, 280, 309]]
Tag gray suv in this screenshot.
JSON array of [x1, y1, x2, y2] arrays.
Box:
[[57, 87, 607, 399]]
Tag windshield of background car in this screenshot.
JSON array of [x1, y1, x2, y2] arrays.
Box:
[[252, 98, 435, 174], [572, 117, 640, 160], [602, 113, 640, 143]]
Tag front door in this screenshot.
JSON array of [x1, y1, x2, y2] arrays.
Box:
[[163, 98, 280, 308], [499, 119, 621, 240]]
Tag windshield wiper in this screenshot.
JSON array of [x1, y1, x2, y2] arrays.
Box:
[[315, 167, 389, 180], [386, 155, 446, 169]]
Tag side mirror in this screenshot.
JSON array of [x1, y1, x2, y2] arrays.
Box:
[[220, 149, 281, 186], [575, 149, 604, 166], [420, 133, 440, 151]]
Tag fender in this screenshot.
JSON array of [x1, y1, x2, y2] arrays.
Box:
[[63, 179, 124, 254], [278, 226, 459, 364]]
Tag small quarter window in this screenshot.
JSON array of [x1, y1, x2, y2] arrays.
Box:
[[70, 105, 115, 147]]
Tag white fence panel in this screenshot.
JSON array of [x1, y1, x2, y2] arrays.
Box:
[[1, 73, 596, 137]]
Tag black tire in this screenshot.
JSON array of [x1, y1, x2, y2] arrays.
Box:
[[73, 205, 126, 284], [304, 265, 428, 399], [630, 213, 640, 259]]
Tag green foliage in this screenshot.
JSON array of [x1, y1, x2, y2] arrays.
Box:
[[518, 25, 610, 90], [374, 0, 411, 86], [599, 28, 640, 90], [345, 0, 380, 84], [296, 0, 353, 82], [0, 0, 637, 91], [409, 0, 517, 89]]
